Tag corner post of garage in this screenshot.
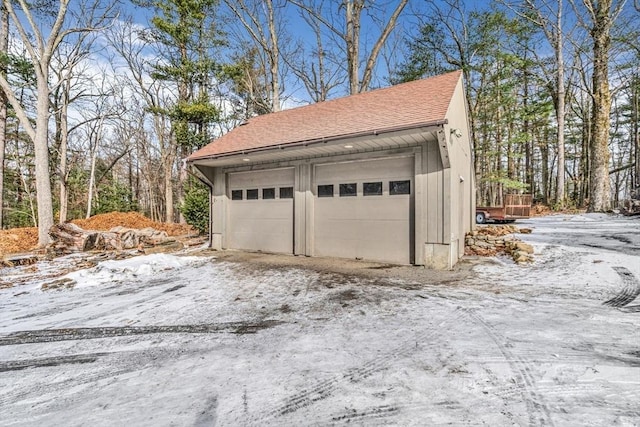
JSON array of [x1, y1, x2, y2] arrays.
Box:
[[211, 167, 227, 250]]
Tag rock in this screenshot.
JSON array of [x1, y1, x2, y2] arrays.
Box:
[[513, 250, 534, 262], [474, 240, 492, 249], [514, 242, 534, 254], [465, 228, 535, 265]]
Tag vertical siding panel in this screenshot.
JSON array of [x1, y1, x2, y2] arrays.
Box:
[[294, 165, 304, 255], [414, 149, 424, 264], [442, 168, 452, 244], [425, 138, 445, 244], [306, 164, 314, 256]]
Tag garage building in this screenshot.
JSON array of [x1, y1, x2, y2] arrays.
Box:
[[188, 70, 475, 269]]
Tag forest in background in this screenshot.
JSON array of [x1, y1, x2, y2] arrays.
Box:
[[0, 0, 638, 246]]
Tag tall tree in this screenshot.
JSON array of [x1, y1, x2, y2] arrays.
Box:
[[51, 32, 98, 223], [224, 0, 285, 112], [581, 0, 626, 212], [0, 4, 7, 228], [503, 0, 572, 207], [142, 0, 220, 222], [290, 0, 408, 94], [287, 8, 344, 102], [107, 18, 175, 222], [0, 0, 114, 245]]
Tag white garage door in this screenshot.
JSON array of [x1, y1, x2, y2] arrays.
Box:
[[228, 168, 294, 254], [314, 157, 414, 264]]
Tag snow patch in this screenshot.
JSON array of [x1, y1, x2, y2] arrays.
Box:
[[63, 254, 205, 288]]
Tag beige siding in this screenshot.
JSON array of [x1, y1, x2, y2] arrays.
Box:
[[443, 76, 475, 258], [424, 139, 445, 244]]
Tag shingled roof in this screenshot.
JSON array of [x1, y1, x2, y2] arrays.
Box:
[[188, 70, 462, 161]]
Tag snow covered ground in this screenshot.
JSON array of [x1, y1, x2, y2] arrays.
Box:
[[1, 214, 639, 426]]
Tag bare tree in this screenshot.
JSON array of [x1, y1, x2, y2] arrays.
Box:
[[107, 19, 177, 222], [224, 0, 286, 112], [289, 0, 408, 94], [51, 33, 98, 222], [0, 4, 7, 228], [0, 0, 115, 245], [286, 7, 344, 102]]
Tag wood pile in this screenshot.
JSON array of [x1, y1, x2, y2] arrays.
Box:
[[47, 223, 180, 255], [0, 212, 197, 258]]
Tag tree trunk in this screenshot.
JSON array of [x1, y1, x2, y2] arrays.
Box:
[[345, 0, 362, 95], [587, 0, 613, 212], [0, 5, 7, 229], [34, 79, 54, 243], [85, 116, 105, 219], [164, 155, 174, 223], [633, 75, 640, 190], [541, 127, 550, 204], [266, 0, 280, 112], [555, 0, 566, 207], [58, 86, 69, 223]]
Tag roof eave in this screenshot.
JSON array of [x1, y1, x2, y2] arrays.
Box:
[[188, 119, 448, 164]]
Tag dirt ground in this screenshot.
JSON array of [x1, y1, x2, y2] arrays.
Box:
[[0, 212, 196, 256], [0, 214, 638, 426]]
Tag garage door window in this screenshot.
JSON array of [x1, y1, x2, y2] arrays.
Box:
[[231, 190, 243, 200], [263, 188, 275, 199], [247, 189, 259, 200], [280, 187, 293, 199], [339, 183, 357, 197], [363, 182, 382, 196], [318, 184, 334, 197], [390, 180, 410, 195]]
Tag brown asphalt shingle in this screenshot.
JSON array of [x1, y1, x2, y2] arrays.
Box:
[[189, 70, 461, 161]]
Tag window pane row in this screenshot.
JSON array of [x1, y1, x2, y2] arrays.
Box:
[[231, 187, 294, 200], [317, 180, 410, 197], [232, 180, 411, 199]]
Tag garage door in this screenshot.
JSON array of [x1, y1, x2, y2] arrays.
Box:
[[314, 157, 414, 264], [228, 168, 294, 253]]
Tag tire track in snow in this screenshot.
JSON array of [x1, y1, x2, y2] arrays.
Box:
[[327, 404, 400, 424], [0, 321, 283, 345], [242, 307, 466, 425], [603, 267, 640, 308], [0, 352, 108, 372], [0, 347, 199, 408], [464, 309, 555, 427]]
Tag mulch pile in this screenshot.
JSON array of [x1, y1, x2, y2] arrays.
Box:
[[71, 212, 194, 236], [0, 212, 196, 257], [0, 228, 40, 257]]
